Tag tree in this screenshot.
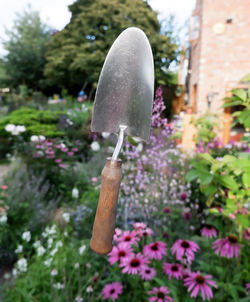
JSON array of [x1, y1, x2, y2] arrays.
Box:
[[3, 7, 51, 91], [44, 0, 178, 95]]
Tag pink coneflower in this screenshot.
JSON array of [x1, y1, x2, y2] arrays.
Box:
[[171, 239, 200, 264], [72, 148, 78, 152], [113, 228, 122, 242], [184, 271, 217, 301], [140, 266, 156, 281], [201, 225, 217, 238], [148, 286, 173, 302], [61, 147, 69, 152], [68, 151, 74, 157], [108, 242, 132, 265], [163, 262, 182, 280], [133, 222, 147, 230], [246, 283, 250, 294], [91, 177, 98, 183], [55, 158, 62, 163], [138, 227, 154, 238], [0, 185, 8, 190], [183, 212, 192, 221], [213, 235, 240, 258], [118, 230, 139, 246], [244, 228, 250, 240], [163, 207, 171, 213], [102, 282, 123, 301], [143, 241, 167, 260], [120, 253, 149, 275]]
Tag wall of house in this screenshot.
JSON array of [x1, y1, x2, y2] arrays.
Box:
[[189, 0, 250, 114]]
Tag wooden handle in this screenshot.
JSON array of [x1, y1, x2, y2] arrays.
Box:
[[90, 158, 122, 254]]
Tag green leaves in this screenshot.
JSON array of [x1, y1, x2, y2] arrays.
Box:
[[218, 175, 238, 191]]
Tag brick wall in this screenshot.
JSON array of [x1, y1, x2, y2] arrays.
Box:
[[189, 0, 250, 114]]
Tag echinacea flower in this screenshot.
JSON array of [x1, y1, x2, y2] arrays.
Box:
[[163, 262, 182, 280], [244, 228, 250, 240], [180, 192, 187, 201], [201, 225, 217, 238], [213, 235, 240, 258], [113, 228, 122, 242], [138, 227, 154, 238], [143, 241, 167, 260], [140, 266, 156, 281], [133, 222, 147, 230], [118, 230, 139, 246], [171, 239, 199, 264], [246, 283, 250, 294], [108, 242, 132, 265], [102, 282, 123, 301], [148, 286, 173, 302], [184, 271, 217, 301], [120, 253, 149, 275]]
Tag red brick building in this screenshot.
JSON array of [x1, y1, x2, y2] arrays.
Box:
[[187, 0, 250, 142]]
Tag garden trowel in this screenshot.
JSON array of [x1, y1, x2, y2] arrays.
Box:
[[90, 27, 154, 254]]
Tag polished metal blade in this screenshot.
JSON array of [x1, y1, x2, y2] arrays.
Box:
[[91, 27, 154, 142]]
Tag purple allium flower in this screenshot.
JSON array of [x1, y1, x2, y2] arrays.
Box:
[[163, 262, 182, 280], [148, 286, 173, 302], [171, 239, 200, 264], [184, 271, 217, 300], [183, 211, 192, 221], [102, 282, 123, 301], [180, 192, 187, 201], [143, 241, 167, 260], [201, 225, 217, 238], [163, 207, 171, 213], [213, 235, 240, 258]]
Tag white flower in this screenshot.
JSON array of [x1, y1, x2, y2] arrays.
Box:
[[22, 231, 31, 242], [0, 214, 7, 224], [86, 263, 91, 268], [15, 245, 23, 254], [53, 283, 64, 289], [33, 240, 41, 248], [86, 286, 93, 293], [12, 268, 18, 277], [37, 246, 46, 256], [90, 141, 100, 151], [64, 231, 68, 237], [50, 248, 58, 257], [4, 273, 11, 280], [75, 296, 83, 302], [72, 188, 79, 199], [79, 245, 86, 255], [102, 132, 110, 138], [56, 241, 63, 248], [5, 124, 15, 132], [44, 258, 53, 267], [107, 146, 114, 153], [31, 135, 39, 142], [17, 258, 27, 272], [51, 268, 58, 276], [74, 263, 80, 269], [16, 125, 26, 133], [48, 238, 53, 249], [62, 212, 70, 223], [39, 135, 46, 141], [136, 143, 143, 152]]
